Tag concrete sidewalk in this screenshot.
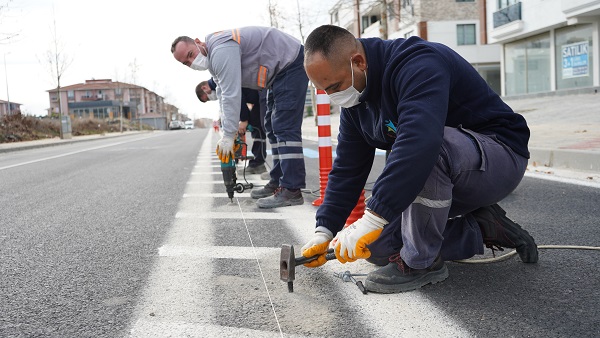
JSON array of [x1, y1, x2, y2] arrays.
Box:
[[302, 92, 600, 175]]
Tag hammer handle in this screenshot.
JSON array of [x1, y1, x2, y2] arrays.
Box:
[[294, 248, 336, 265]]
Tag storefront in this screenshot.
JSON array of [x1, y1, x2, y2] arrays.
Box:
[[503, 24, 596, 96]]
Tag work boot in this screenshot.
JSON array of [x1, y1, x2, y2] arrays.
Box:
[[471, 204, 539, 263], [256, 187, 303, 208], [250, 182, 278, 199], [260, 171, 271, 180], [366, 255, 392, 266], [245, 163, 267, 175], [364, 253, 449, 293]]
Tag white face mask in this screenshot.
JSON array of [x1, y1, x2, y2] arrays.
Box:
[[328, 58, 365, 108], [207, 91, 218, 101], [190, 45, 209, 71]]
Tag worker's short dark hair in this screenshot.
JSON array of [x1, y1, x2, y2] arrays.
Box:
[[195, 82, 208, 102], [171, 36, 195, 53], [305, 25, 356, 61]]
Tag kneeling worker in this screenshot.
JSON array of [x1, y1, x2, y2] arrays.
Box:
[[300, 25, 538, 293]]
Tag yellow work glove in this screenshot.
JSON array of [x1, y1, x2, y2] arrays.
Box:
[[301, 232, 333, 268], [335, 210, 388, 263], [216, 135, 240, 163]]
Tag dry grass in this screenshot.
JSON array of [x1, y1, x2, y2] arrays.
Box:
[[0, 113, 151, 143]]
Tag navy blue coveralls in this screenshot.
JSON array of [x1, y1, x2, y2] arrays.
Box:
[[208, 78, 268, 168], [315, 37, 530, 268]]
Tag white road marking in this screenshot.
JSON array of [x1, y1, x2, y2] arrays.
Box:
[[129, 321, 310, 338], [175, 211, 299, 220], [0, 133, 164, 171], [129, 130, 472, 337], [525, 171, 600, 188], [158, 245, 279, 260], [128, 131, 289, 338]]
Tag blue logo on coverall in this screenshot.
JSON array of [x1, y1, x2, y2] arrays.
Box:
[[384, 120, 397, 139]]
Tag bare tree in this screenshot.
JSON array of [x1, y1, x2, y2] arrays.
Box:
[[42, 7, 72, 138], [128, 58, 140, 85], [0, 0, 19, 44], [268, 0, 285, 29]]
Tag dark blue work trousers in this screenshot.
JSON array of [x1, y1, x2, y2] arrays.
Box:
[[248, 90, 267, 167], [367, 126, 528, 268], [264, 47, 308, 189]]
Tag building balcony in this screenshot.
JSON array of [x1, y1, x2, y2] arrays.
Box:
[[493, 2, 521, 28], [562, 0, 600, 18]]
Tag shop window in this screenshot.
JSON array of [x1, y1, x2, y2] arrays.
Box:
[[555, 25, 593, 90], [504, 33, 550, 95]]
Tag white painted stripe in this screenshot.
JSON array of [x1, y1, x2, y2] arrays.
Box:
[[175, 211, 296, 220], [187, 181, 224, 185], [316, 94, 330, 104], [129, 320, 307, 338], [317, 115, 331, 126], [524, 171, 600, 189], [183, 193, 230, 198], [318, 137, 332, 147], [0, 134, 165, 171], [158, 245, 279, 259], [413, 196, 452, 208]]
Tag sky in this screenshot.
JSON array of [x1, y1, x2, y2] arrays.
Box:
[[0, 0, 338, 120]]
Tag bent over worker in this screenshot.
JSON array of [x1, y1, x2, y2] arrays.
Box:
[[196, 78, 268, 174], [172, 26, 308, 208], [300, 25, 538, 293]]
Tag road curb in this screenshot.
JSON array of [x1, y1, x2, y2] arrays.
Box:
[[529, 147, 600, 173]]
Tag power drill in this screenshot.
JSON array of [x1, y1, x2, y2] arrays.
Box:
[[220, 126, 255, 202]]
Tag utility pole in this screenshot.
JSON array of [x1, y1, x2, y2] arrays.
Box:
[[380, 0, 388, 40], [117, 80, 123, 133], [3, 53, 10, 115]]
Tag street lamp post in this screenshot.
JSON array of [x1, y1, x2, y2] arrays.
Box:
[[3, 53, 11, 115]]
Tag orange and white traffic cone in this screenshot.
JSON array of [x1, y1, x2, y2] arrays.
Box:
[[312, 89, 333, 207]]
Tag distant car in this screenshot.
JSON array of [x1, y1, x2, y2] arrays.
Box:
[[184, 121, 194, 129], [169, 120, 184, 130]]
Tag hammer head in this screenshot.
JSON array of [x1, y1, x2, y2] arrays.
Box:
[[280, 244, 296, 292]]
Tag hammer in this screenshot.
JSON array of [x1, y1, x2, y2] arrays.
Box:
[[279, 244, 336, 293]]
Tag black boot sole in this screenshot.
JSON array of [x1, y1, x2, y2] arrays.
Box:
[[488, 204, 539, 263], [364, 264, 449, 294]]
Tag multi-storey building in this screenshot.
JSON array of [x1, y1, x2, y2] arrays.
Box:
[[329, 0, 501, 93], [487, 0, 599, 96], [0, 99, 21, 116], [46, 79, 179, 123]]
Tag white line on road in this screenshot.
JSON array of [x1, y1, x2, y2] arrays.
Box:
[[158, 245, 279, 259], [525, 171, 600, 189], [128, 130, 288, 338], [0, 134, 165, 171], [175, 211, 298, 220]]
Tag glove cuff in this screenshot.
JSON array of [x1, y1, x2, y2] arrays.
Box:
[[223, 132, 236, 140], [315, 227, 334, 240], [363, 209, 389, 228]]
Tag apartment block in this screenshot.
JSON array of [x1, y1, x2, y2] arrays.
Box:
[[329, 0, 501, 94], [0, 99, 21, 116], [46, 79, 179, 124], [487, 0, 599, 96]]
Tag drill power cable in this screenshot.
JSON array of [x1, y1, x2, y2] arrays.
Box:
[[453, 244, 600, 264], [235, 197, 284, 337]]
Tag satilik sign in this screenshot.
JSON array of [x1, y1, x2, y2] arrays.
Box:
[[562, 41, 589, 79]]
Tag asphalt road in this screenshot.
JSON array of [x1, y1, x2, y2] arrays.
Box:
[[0, 129, 598, 337]]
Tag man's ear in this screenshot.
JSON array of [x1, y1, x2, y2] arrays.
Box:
[[194, 38, 201, 44], [352, 53, 368, 71]]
